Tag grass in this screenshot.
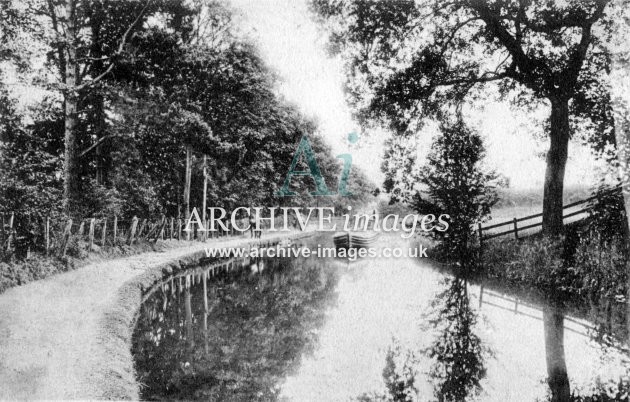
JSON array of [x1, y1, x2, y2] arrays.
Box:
[[0, 239, 175, 294], [473, 227, 628, 343], [494, 185, 591, 208]]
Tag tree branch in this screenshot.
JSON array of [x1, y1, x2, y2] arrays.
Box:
[[566, 0, 608, 88], [470, 2, 542, 77], [47, 0, 67, 81], [78, 134, 121, 158], [438, 70, 513, 87], [74, 0, 152, 91], [439, 16, 482, 56]]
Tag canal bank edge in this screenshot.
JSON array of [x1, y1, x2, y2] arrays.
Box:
[[96, 231, 315, 400]]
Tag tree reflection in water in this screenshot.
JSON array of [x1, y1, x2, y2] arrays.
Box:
[[425, 276, 488, 402], [542, 305, 630, 402], [358, 276, 488, 402], [543, 305, 570, 402], [356, 341, 420, 402], [132, 254, 340, 401]]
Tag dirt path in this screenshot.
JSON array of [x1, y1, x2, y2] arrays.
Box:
[[0, 234, 302, 400]]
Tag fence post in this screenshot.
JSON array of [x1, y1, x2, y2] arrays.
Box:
[[137, 219, 147, 241], [78, 221, 85, 238], [154, 216, 166, 244], [128, 216, 138, 245], [178, 218, 182, 241], [45, 216, 50, 255], [88, 218, 95, 251], [6, 212, 14, 251], [101, 218, 107, 247], [113, 216, 118, 245], [60, 219, 73, 256], [513, 217, 519, 239]]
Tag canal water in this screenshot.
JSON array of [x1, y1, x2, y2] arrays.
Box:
[[131, 234, 629, 401]]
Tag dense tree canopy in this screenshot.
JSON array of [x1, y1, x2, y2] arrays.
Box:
[[311, 0, 618, 235], [0, 0, 374, 219]]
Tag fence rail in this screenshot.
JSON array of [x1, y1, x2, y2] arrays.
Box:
[[478, 186, 622, 242], [0, 213, 252, 260]]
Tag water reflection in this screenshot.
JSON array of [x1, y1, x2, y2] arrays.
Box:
[[359, 274, 629, 402], [425, 277, 488, 401], [475, 284, 629, 401], [132, 235, 630, 401], [356, 276, 489, 402], [132, 251, 340, 400], [543, 305, 570, 402]]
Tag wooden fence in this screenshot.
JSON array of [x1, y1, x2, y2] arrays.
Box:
[[477, 186, 621, 243], [0, 213, 248, 259]]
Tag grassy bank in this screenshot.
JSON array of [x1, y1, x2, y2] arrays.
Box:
[[474, 231, 627, 343], [0, 238, 223, 294]]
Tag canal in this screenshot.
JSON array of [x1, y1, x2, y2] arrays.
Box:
[[131, 234, 629, 401]]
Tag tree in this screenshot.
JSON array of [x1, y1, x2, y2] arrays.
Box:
[[0, 97, 64, 216], [34, 0, 163, 212], [607, 0, 630, 346], [414, 117, 499, 262], [312, 0, 615, 236], [1, 0, 373, 222]]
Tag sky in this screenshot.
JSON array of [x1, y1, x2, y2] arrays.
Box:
[[230, 0, 387, 182], [229, 0, 601, 191]]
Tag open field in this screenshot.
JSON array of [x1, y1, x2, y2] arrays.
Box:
[[493, 185, 591, 208], [484, 185, 593, 238]]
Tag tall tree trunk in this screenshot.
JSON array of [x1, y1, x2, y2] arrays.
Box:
[[63, 0, 79, 213], [94, 96, 106, 185], [543, 305, 570, 402], [542, 98, 570, 236], [184, 144, 192, 239], [202, 155, 208, 225], [89, 7, 109, 186], [609, 16, 630, 345], [613, 102, 630, 347]]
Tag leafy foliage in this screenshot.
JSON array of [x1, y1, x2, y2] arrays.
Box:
[[0, 1, 374, 223], [0, 93, 63, 217], [312, 0, 619, 235], [311, 0, 613, 132], [412, 118, 500, 261]]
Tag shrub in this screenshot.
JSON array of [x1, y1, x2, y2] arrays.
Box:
[[481, 236, 578, 304], [412, 116, 501, 263], [573, 232, 627, 302], [586, 183, 628, 242], [0, 255, 72, 293]]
